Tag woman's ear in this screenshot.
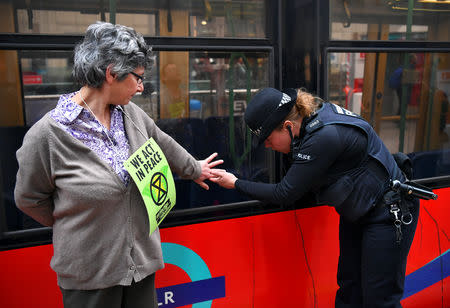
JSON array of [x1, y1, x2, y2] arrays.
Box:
[[283, 120, 293, 131], [105, 65, 117, 84]]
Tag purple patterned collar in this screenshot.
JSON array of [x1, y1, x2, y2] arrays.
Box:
[[51, 92, 84, 124]]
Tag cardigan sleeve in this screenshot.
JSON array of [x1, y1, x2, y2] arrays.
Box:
[[127, 103, 202, 180], [14, 120, 56, 227], [151, 120, 202, 179]]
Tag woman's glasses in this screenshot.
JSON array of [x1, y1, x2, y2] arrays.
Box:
[[130, 71, 145, 85]]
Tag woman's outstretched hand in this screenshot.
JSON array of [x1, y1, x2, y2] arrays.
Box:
[[194, 152, 224, 190], [209, 169, 237, 189]]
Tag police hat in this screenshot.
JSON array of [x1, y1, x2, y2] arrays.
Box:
[[245, 87, 297, 144]]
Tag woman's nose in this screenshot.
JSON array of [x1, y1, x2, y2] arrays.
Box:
[[137, 82, 144, 93]]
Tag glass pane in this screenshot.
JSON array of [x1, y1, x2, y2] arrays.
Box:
[[189, 0, 266, 38], [0, 0, 266, 38], [15, 11, 157, 36], [20, 51, 78, 125], [137, 51, 271, 209], [327, 51, 450, 179], [330, 0, 450, 41], [0, 0, 157, 35], [0, 48, 270, 231]]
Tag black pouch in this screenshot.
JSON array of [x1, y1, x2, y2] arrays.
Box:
[[316, 175, 354, 209], [382, 190, 401, 205], [317, 166, 385, 222], [393, 152, 413, 179]]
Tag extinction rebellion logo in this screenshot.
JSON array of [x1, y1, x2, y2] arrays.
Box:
[[151, 172, 168, 206], [157, 243, 226, 307]]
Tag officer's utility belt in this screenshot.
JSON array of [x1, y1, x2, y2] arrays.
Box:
[[378, 152, 438, 243], [382, 180, 437, 243]]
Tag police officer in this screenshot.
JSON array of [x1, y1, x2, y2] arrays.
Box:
[[210, 87, 419, 308]]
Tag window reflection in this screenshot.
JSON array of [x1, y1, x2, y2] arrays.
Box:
[[135, 52, 270, 210], [330, 0, 450, 41], [18, 50, 270, 123], [189, 0, 265, 38], [328, 52, 450, 179], [20, 51, 77, 125], [1, 0, 266, 38], [16, 10, 157, 36], [132, 51, 269, 121]]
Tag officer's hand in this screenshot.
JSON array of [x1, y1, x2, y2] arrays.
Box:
[[209, 169, 237, 189]]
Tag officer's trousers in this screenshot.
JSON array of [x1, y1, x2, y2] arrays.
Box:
[[335, 198, 419, 308]]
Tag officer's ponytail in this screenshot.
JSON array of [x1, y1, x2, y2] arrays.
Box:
[[284, 88, 322, 121]]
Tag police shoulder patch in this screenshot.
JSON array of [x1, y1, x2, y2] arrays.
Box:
[[293, 152, 315, 162], [305, 119, 323, 133], [331, 103, 358, 117]]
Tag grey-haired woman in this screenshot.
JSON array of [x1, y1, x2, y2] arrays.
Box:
[[14, 22, 222, 308]]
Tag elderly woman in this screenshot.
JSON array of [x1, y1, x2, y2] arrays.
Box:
[[14, 22, 221, 308]]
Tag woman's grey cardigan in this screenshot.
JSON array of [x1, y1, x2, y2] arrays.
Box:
[[14, 102, 201, 290]]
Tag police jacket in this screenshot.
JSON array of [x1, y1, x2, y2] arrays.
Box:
[[236, 102, 404, 222]]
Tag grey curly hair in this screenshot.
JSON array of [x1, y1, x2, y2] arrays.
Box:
[[73, 22, 153, 88]]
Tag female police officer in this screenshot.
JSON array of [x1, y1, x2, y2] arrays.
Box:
[[210, 87, 419, 308]]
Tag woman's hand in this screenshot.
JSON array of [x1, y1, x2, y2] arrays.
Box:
[[209, 169, 237, 189], [194, 152, 224, 190]]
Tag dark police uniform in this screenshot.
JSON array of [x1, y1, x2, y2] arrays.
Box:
[[236, 102, 419, 308]]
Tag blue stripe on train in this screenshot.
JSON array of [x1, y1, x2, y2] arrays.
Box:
[[403, 249, 450, 299]]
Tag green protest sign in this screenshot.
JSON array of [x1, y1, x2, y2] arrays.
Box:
[[124, 138, 176, 235]]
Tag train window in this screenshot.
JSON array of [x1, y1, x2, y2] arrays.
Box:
[[0, 0, 266, 38], [0, 48, 270, 232], [329, 0, 450, 41], [327, 51, 450, 179], [134, 51, 271, 209]]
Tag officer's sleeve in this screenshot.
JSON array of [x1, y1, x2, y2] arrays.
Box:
[[235, 125, 345, 206]]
